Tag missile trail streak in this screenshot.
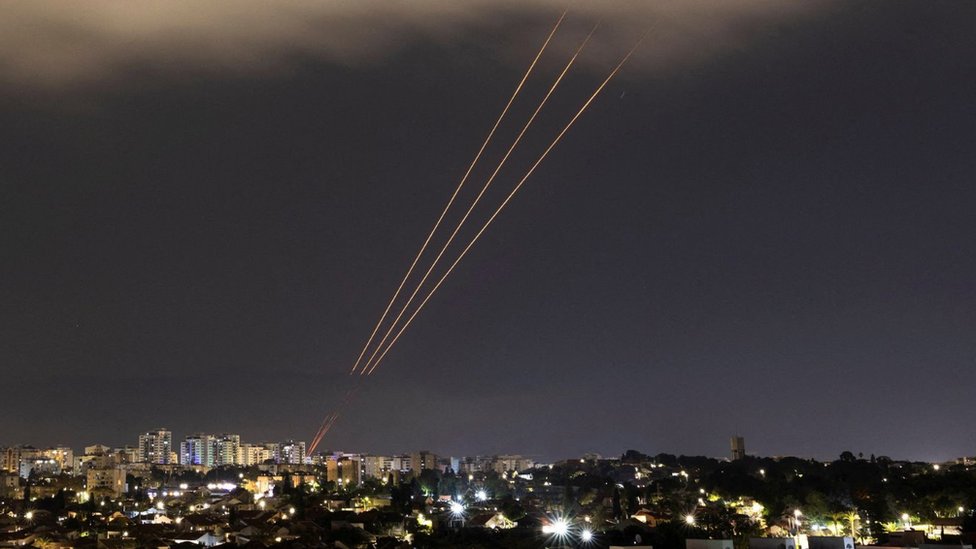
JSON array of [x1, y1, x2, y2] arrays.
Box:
[[365, 35, 646, 377], [309, 385, 360, 453], [345, 12, 566, 376], [358, 23, 599, 376]]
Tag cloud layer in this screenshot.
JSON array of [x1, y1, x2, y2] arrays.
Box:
[[1, 0, 820, 88]]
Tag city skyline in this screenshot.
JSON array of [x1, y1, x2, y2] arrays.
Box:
[[2, 431, 972, 467], [2, 1, 975, 463]]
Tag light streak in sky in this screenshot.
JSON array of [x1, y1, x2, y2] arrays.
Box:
[[309, 19, 645, 451], [346, 11, 566, 376], [309, 385, 359, 453], [364, 34, 646, 377], [358, 22, 599, 376], [313, 13, 567, 454]]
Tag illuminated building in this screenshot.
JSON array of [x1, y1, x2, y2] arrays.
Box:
[[180, 434, 215, 466], [340, 455, 362, 486], [213, 433, 240, 466], [279, 440, 306, 464], [87, 466, 126, 498], [237, 444, 272, 466], [138, 428, 173, 464]]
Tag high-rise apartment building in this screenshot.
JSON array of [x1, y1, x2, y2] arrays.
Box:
[[492, 455, 534, 474], [362, 455, 389, 479], [237, 444, 271, 466], [261, 442, 280, 462], [279, 440, 306, 464], [212, 434, 240, 466], [180, 434, 215, 466], [410, 451, 438, 475], [339, 455, 361, 486], [731, 436, 746, 461], [138, 428, 173, 464]]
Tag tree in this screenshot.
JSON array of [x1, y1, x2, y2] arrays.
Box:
[[612, 487, 623, 520], [500, 495, 525, 521]]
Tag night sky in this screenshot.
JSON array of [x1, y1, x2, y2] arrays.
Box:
[[1, 1, 974, 462]]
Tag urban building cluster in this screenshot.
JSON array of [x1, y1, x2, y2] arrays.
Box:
[[1, 434, 974, 549], [0, 428, 535, 505]]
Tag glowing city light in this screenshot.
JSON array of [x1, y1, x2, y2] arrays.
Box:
[[581, 529, 594, 542], [450, 501, 465, 516], [685, 514, 696, 525], [475, 490, 488, 501]]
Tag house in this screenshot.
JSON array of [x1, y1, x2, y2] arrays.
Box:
[[632, 508, 665, 527], [467, 512, 515, 529]]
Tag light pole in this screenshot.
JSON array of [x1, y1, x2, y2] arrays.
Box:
[[790, 509, 803, 549]]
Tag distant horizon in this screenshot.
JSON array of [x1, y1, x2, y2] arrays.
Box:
[[3, 432, 967, 466]]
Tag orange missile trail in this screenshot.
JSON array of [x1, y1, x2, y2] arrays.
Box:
[[309, 385, 361, 454], [308, 412, 336, 453], [309, 413, 339, 454], [365, 35, 646, 377], [345, 11, 566, 376], [358, 23, 599, 376]]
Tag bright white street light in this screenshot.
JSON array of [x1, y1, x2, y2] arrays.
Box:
[[552, 518, 569, 536], [685, 514, 696, 525], [475, 490, 488, 501], [581, 529, 594, 542], [450, 502, 465, 516]]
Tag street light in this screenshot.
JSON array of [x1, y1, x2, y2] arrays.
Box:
[[685, 514, 696, 526], [581, 529, 594, 543], [789, 508, 803, 549]]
